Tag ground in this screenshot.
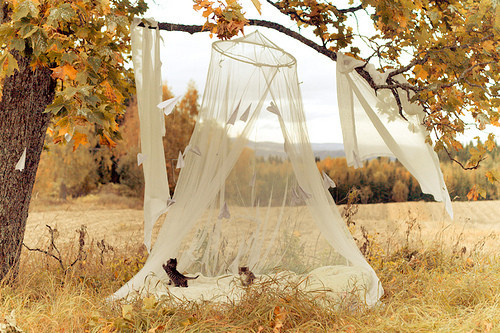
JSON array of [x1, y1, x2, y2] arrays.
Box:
[[4, 196, 497, 332]]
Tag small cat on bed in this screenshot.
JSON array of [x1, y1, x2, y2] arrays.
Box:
[[238, 266, 256, 287], [162, 258, 199, 287]]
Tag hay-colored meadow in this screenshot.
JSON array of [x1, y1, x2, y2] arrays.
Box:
[[1, 197, 499, 332]]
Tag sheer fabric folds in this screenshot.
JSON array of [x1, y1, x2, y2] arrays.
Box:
[[131, 19, 171, 252], [336, 53, 453, 218], [114, 31, 383, 306]]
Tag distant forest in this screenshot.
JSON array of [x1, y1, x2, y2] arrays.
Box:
[[318, 143, 500, 204], [33, 84, 500, 204]]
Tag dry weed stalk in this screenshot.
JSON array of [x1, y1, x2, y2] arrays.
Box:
[[22, 224, 88, 276]]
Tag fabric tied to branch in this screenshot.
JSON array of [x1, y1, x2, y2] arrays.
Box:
[[131, 18, 171, 252], [336, 52, 453, 218]]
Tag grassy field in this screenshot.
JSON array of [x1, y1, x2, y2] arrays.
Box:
[[1, 196, 500, 332]]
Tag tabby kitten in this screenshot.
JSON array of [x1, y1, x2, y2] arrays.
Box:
[[238, 266, 256, 287], [162, 258, 199, 287]]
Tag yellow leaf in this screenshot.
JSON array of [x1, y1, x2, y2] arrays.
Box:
[[485, 170, 499, 183], [72, 132, 88, 151], [121, 304, 133, 321], [202, 8, 213, 18], [496, 5, 500, 29], [101, 80, 123, 103], [142, 296, 157, 310], [30, 58, 45, 71], [413, 64, 428, 81], [148, 325, 165, 333], [2, 52, 19, 77], [251, 0, 262, 14], [101, 0, 110, 14], [482, 40, 495, 52]]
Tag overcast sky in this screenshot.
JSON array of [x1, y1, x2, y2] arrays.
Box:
[[142, 1, 354, 143], [142, 1, 498, 144]]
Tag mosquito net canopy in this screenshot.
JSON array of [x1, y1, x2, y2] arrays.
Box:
[[113, 29, 383, 306]]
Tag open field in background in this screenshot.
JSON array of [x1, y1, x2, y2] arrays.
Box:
[[26, 196, 500, 252], [1, 196, 499, 332]]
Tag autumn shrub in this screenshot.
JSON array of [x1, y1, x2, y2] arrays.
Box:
[[33, 135, 101, 199], [116, 146, 145, 195], [33, 82, 200, 200]]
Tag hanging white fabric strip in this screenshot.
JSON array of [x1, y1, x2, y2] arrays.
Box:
[[131, 18, 171, 252], [336, 52, 453, 218]]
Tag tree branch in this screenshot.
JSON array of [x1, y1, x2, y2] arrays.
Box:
[[265, 0, 363, 15], [442, 146, 485, 170], [143, 20, 338, 61], [249, 19, 337, 60]]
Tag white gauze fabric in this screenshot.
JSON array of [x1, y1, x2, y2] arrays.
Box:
[[131, 19, 171, 252], [113, 31, 383, 306], [336, 53, 453, 218]]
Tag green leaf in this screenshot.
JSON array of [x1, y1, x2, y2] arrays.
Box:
[[98, 46, 113, 59], [11, 38, 25, 52], [77, 107, 91, 117], [61, 86, 79, 100], [23, 25, 38, 38], [75, 71, 89, 84], [44, 96, 68, 114], [84, 93, 100, 107], [31, 30, 48, 56], [61, 52, 78, 65], [13, 1, 39, 20], [47, 4, 76, 26], [88, 57, 102, 73]]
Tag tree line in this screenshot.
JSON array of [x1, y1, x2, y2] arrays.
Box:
[[33, 81, 499, 204]]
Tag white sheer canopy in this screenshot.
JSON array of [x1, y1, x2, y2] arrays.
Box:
[[113, 31, 383, 306]]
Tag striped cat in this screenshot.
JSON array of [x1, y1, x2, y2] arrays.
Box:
[[162, 258, 199, 287]]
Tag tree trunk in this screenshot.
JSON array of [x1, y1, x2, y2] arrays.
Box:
[[0, 54, 56, 282]]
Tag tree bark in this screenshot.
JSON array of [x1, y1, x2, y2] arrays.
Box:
[[0, 54, 56, 282]]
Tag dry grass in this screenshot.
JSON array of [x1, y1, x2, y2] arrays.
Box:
[[2, 199, 500, 332]]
